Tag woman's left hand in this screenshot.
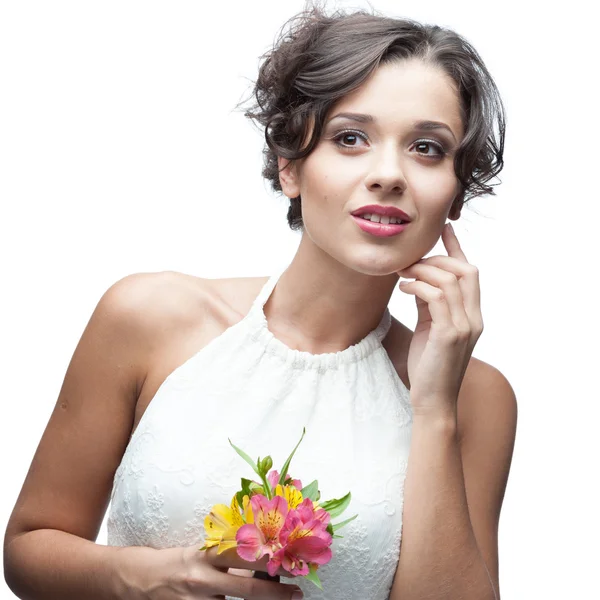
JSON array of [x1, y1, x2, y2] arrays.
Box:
[[396, 222, 483, 417]]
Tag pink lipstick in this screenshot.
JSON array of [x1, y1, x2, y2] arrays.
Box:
[[351, 215, 409, 237]]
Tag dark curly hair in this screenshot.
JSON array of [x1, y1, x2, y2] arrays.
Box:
[[236, 0, 506, 232]]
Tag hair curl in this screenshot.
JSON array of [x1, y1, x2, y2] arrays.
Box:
[[237, 0, 506, 232]]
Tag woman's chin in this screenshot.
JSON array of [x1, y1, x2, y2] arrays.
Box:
[[346, 261, 406, 278]]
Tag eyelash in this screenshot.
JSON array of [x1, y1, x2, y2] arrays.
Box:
[[330, 129, 448, 159]]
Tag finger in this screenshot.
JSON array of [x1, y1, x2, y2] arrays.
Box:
[[413, 255, 481, 325], [228, 567, 255, 578], [208, 569, 304, 600], [442, 222, 468, 261], [204, 546, 295, 579], [398, 265, 469, 332], [398, 279, 457, 332]]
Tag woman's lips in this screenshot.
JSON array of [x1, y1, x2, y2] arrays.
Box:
[[351, 215, 409, 237]]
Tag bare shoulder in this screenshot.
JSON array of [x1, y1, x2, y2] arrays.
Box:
[[457, 356, 518, 445], [78, 270, 210, 399], [132, 269, 269, 357], [108, 269, 262, 352], [97, 271, 212, 376], [456, 355, 518, 509]]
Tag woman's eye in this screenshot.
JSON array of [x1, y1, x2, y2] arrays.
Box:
[[412, 141, 447, 159], [332, 130, 368, 148]]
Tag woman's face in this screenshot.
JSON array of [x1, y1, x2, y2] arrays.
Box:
[[278, 59, 465, 276]]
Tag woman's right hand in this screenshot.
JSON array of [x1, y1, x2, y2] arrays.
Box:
[[120, 542, 303, 600]]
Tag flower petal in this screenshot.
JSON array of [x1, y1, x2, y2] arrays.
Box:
[[242, 494, 254, 524], [296, 498, 316, 522], [275, 484, 303, 510], [252, 494, 289, 542], [206, 503, 237, 534], [236, 524, 267, 562], [287, 536, 333, 565], [279, 547, 310, 577], [314, 507, 331, 526], [229, 495, 245, 527], [267, 552, 282, 577], [267, 469, 280, 489], [216, 526, 240, 554], [204, 503, 241, 548]]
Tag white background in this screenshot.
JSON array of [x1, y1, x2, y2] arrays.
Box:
[[1, 1, 598, 598]]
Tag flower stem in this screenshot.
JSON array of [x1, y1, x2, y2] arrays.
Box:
[[254, 571, 280, 583], [259, 473, 273, 499]]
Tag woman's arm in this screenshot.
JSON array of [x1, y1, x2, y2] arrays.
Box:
[[4, 530, 152, 599], [389, 360, 517, 600], [3, 274, 156, 598]]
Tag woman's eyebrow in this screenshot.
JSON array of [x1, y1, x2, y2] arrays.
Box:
[[326, 112, 457, 142]]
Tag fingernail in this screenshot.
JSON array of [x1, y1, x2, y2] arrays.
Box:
[[447, 222, 454, 232], [292, 588, 304, 599]]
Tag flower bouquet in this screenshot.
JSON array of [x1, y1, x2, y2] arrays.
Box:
[[199, 427, 356, 589]]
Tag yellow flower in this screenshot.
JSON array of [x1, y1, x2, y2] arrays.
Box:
[[242, 494, 254, 524], [275, 483, 304, 509], [202, 496, 245, 554]]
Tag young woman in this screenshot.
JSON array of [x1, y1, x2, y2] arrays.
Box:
[[4, 3, 517, 599]]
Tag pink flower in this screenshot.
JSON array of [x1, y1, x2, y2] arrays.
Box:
[[268, 469, 302, 490], [236, 494, 288, 563], [268, 498, 333, 576], [271, 536, 333, 576], [295, 498, 330, 527]]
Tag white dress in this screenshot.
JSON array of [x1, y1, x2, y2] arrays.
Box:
[[107, 264, 414, 599]]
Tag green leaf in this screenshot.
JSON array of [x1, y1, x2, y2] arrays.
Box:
[[304, 564, 323, 589], [236, 478, 254, 507], [236, 490, 244, 507], [279, 427, 306, 485], [300, 479, 319, 501], [228, 438, 260, 476], [332, 513, 358, 531], [241, 478, 253, 494], [319, 491, 352, 519]]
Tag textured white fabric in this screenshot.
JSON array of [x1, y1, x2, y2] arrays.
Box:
[[107, 265, 414, 599]]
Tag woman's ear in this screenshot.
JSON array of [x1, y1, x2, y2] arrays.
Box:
[[277, 156, 301, 199], [448, 202, 462, 221], [448, 187, 464, 220]]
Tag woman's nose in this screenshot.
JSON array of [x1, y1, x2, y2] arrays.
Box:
[[364, 146, 407, 195]]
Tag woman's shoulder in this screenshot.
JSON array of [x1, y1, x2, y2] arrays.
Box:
[[114, 269, 269, 326], [105, 270, 218, 338], [111, 270, 272, 366]]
